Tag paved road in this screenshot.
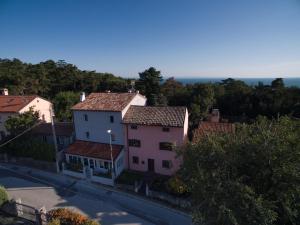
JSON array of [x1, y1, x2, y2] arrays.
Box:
[[0, 165, 192, 225]]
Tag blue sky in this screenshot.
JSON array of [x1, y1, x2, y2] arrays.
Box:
[[0, 0, 300, 78]]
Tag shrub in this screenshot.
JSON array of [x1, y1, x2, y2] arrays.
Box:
[[48, 218, 61, 225], [166, 176, 189, 196], [115, 170, 143, 185], [0, 186, 9, 206], [48, 208, 100, 225]]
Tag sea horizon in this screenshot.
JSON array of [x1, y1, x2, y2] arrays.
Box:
[[171, 77, 300, 87]]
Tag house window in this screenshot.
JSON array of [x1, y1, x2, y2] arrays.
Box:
[[128, 139, 141, 147], [132, 156, 139, 164], [131, 125, 138, 130], [85, 131, 90, 139], [99, 161, 104, 168], [104, 161, 109, 169], [84, 114, 88, 121], [162, 127, 170, 132], [159, 142, 174, 151], [83, 158, 88, 166], [162, 160, 172, 169], [110, 116, 114, 123], [42, 135, 47, 142]]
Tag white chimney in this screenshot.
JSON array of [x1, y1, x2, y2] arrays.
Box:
[[80, 92, 85, 102], [210, 109, 220, 123], [0, 88, 8, 96]]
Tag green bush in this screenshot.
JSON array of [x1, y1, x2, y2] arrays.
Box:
[[48, 218, 61, 225], [0, 186, 9, 206], [3, 135, 55, 162], [166, 176, 189, 196], [115, 170, 143, 185]]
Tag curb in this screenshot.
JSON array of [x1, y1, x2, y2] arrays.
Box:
[[0, 163, 191, 219]]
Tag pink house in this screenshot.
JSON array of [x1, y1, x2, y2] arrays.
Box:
[[123, 106, 188, 176]]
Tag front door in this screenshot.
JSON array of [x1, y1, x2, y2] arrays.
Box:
[[148, 159, 155, 172]]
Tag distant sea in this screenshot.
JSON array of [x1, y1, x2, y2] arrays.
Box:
[[175, 77, 300, 87]]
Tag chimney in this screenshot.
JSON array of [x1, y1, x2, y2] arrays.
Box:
[[0, 88, 8, 96], [210, 109, 220, 123], [80, 92, 85, 102]]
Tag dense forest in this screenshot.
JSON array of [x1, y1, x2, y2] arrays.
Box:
[[0, 58, 299, 126]]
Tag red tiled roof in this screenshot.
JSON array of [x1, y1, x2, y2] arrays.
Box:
[[71, 92, 144, 112], [123, 106, 187, 127], [31, 122, 74, 136], [193, 121, 235, 143], [0, 95, 37, 113], [65, 140, 122, 161]]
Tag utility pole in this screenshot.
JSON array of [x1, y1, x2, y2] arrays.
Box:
[[50, 105, 59, 173]]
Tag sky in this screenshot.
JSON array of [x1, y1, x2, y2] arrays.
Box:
[[0, 0, 300, 78]]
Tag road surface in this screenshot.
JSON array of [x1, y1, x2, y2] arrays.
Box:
[[0, 165, 191, 225]]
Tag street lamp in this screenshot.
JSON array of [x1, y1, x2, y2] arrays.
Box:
[[107, 129, 115, 186]]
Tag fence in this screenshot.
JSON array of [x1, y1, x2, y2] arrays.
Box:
[[1, 198, 47, 225]]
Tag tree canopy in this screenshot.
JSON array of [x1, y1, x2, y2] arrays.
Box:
[[5, 107, 40, 136], [180, 116, 300, 225], [1, 58, 299, 124]]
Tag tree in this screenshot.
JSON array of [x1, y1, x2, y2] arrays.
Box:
[[53, 91, 79, 121], [135, 67, 163, 105], [271, 78, 284, 89], [180, 116, 300, 225], [5, 107, 40, 136], [189, 83, 215, 124]]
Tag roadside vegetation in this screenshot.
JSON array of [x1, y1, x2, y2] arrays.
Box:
[[2, 109, 55, 161], [48, 208, 100, 225], [180, 116, 300, 225]]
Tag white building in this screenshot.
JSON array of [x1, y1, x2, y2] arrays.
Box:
[[64, 92, 146, 184], [0, 88, 52, 140]]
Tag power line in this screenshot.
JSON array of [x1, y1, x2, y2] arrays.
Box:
[[0, 122, 42, 149]]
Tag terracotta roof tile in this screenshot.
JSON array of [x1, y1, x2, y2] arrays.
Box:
[[0, 95, 37, 113], [123, 106, 187, 127], [71, 92, 143, 112], [31, 122, 74, 136], [193, 121, 235, 143], [65, 140, 122, 161]]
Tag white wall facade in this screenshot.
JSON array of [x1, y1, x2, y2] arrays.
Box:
[[20, 97, 52, 123], [73, 110, 125, 145], [73, 94, 146, 145]]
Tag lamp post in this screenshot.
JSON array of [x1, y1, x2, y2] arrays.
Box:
[[107, 129, 115, 186]]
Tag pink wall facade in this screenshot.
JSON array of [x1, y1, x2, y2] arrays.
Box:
[[125, 116, 188, 176]]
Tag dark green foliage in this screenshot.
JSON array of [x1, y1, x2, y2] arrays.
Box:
[[115, 170, 143, 185], [181, 117, 300, 225], [135, 67, 164, 105], [0, 186, 8, 206], [53, 91, 79, 121], [2, 135, 55, 162], [1, 58, 299, 124], [5, 107, 40, 136]]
